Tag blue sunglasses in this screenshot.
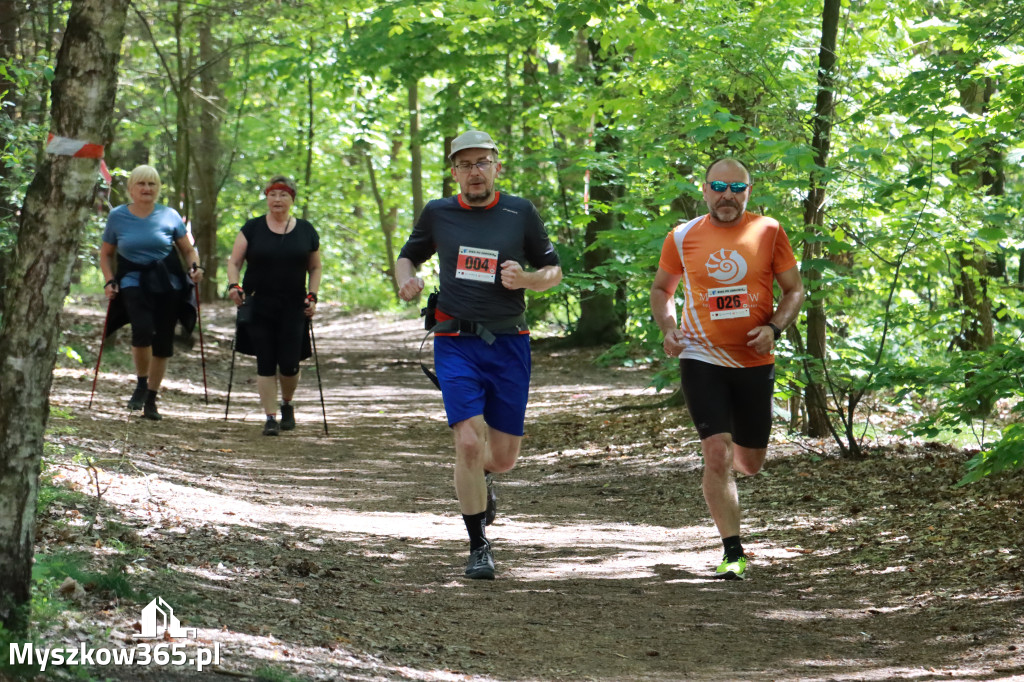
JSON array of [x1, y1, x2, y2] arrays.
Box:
[[708, 181, 749, 193]]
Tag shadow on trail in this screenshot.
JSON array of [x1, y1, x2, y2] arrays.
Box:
[[45, 301, 1024, 681]]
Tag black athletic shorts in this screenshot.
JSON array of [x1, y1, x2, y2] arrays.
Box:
[[679, 358, 775, 449], [119, 286, 179, 358]]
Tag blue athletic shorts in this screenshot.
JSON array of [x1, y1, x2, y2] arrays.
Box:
[[434, 333, 532, 436], [679, 358, 775, 449]]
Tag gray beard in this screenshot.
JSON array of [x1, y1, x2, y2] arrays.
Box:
[[711, 205, 742, 222], [464, 189, 492, 203]]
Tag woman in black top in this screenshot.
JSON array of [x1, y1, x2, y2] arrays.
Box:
[[226, 175, 322, 435]]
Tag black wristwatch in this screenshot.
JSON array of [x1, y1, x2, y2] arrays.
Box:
[[768, 322, 783, 341]]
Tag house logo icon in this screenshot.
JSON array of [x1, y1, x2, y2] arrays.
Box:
[[134, 597, 197, 639]]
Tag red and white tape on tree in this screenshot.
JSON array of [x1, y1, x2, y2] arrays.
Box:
[[45, 133, 104, 159]]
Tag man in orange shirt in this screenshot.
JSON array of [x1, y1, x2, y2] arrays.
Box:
[[650, 158, 804, 580]]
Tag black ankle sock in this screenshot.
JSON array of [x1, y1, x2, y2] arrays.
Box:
[[723, 535, 744, 561], [136, 376, 148, 388], [463, 512, 488, 551]]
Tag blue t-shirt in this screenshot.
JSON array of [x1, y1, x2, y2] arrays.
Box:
[[103, 204, 188, 289]]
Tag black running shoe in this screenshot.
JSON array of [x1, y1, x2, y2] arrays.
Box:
[[280, 403, 295, 431], [127, 382, 148, 410], [484, 473, 497, 526], [142, 391, 162, 421], [263, 417, 280, 436], [465, 542, 495, 580]]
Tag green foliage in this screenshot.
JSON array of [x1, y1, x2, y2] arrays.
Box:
[[35, 472, 91, 517], [32, 552, 134, 600], [959, 419, 1024, 485], [909, 342, 1024, 485], [2, 0, 1021, 474]]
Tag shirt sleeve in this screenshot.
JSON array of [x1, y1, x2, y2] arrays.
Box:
[[523, 202, 560, 269], [772, 224, 798, 274], [101, 219, 118, 246], [658, 230, 684, 275], [398, 202, 436, 266], [170, 208, 187, 240], [304, 221, 320, 252], [240, 219, 256, 243]]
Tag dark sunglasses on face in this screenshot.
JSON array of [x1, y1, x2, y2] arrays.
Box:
[[708, 181, 749, 193]]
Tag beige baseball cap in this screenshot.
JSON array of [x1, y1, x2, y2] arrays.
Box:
[[449, 130, 498, 159]]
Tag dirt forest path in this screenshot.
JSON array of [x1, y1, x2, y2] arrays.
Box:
[[41, 301, 1024, 681]]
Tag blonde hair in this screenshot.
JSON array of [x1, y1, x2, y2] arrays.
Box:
[[127, 165, 161, 200]]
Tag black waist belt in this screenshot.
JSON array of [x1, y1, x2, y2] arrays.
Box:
[[430, 314, 527, 345]]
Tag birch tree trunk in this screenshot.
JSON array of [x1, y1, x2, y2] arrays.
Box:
[[0, 0, 19, 306], [0, 0, 128, 633]]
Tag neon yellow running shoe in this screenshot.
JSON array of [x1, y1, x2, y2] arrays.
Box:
[[715, 555, 747, 580]]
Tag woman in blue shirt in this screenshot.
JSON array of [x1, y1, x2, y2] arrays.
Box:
[[99, 165, 204, 420]]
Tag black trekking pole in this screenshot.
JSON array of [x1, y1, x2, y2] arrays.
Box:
[[308, 319, 328, 436], [193, 279, 209, 405], [88, 299, 113, 409], [224, 333, 237, 420]]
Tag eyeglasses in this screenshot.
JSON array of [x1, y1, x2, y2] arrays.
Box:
[[454, 161, 496, 172], [707, 181, 749, 193]]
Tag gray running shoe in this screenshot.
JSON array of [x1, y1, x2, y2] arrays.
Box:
[[464, 542, 495, 580]]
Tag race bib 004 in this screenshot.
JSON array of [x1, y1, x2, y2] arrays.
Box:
[[456, 246, 499, 283], [708, 285, 750, 320]]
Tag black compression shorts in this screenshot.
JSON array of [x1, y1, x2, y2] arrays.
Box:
[[679, 358, 775, 449]]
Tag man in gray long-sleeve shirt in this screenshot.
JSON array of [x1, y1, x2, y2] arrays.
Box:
[[396, 129, 562, 580]]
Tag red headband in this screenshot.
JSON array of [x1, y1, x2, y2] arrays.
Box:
[[265, 183, 296, 199]]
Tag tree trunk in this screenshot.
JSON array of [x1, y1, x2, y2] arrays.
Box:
[[440, 83, 460, 199], [801, 0, 840, 439], [442, 133, 455, 198], [569, 39, 625, 346], [570, 124, 625, 346], [0, 0, 19, 309], [190, 20, 224, 303], [954, 76, 1001, 415], [360, 140, 399, 298], [170, 0, 191, 217], [408, 76, 423, 222], [0, 0, 128, 633], [303, 38, 315, 221]]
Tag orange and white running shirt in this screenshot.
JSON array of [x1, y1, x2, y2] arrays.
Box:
[[658, 211, 798, 368]]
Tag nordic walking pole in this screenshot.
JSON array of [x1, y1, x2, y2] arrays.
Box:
[[308, 319, 328, 436], [193, 276, 209, 405], [88, 298, 113, 409], [224, 333, 237, 420]]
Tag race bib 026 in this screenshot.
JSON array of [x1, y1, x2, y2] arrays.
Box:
[[455, 246, 499, 283], [708, 285, 751, 320]]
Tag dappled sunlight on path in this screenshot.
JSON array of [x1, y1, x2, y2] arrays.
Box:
[[42, 301, 1024, 681]]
